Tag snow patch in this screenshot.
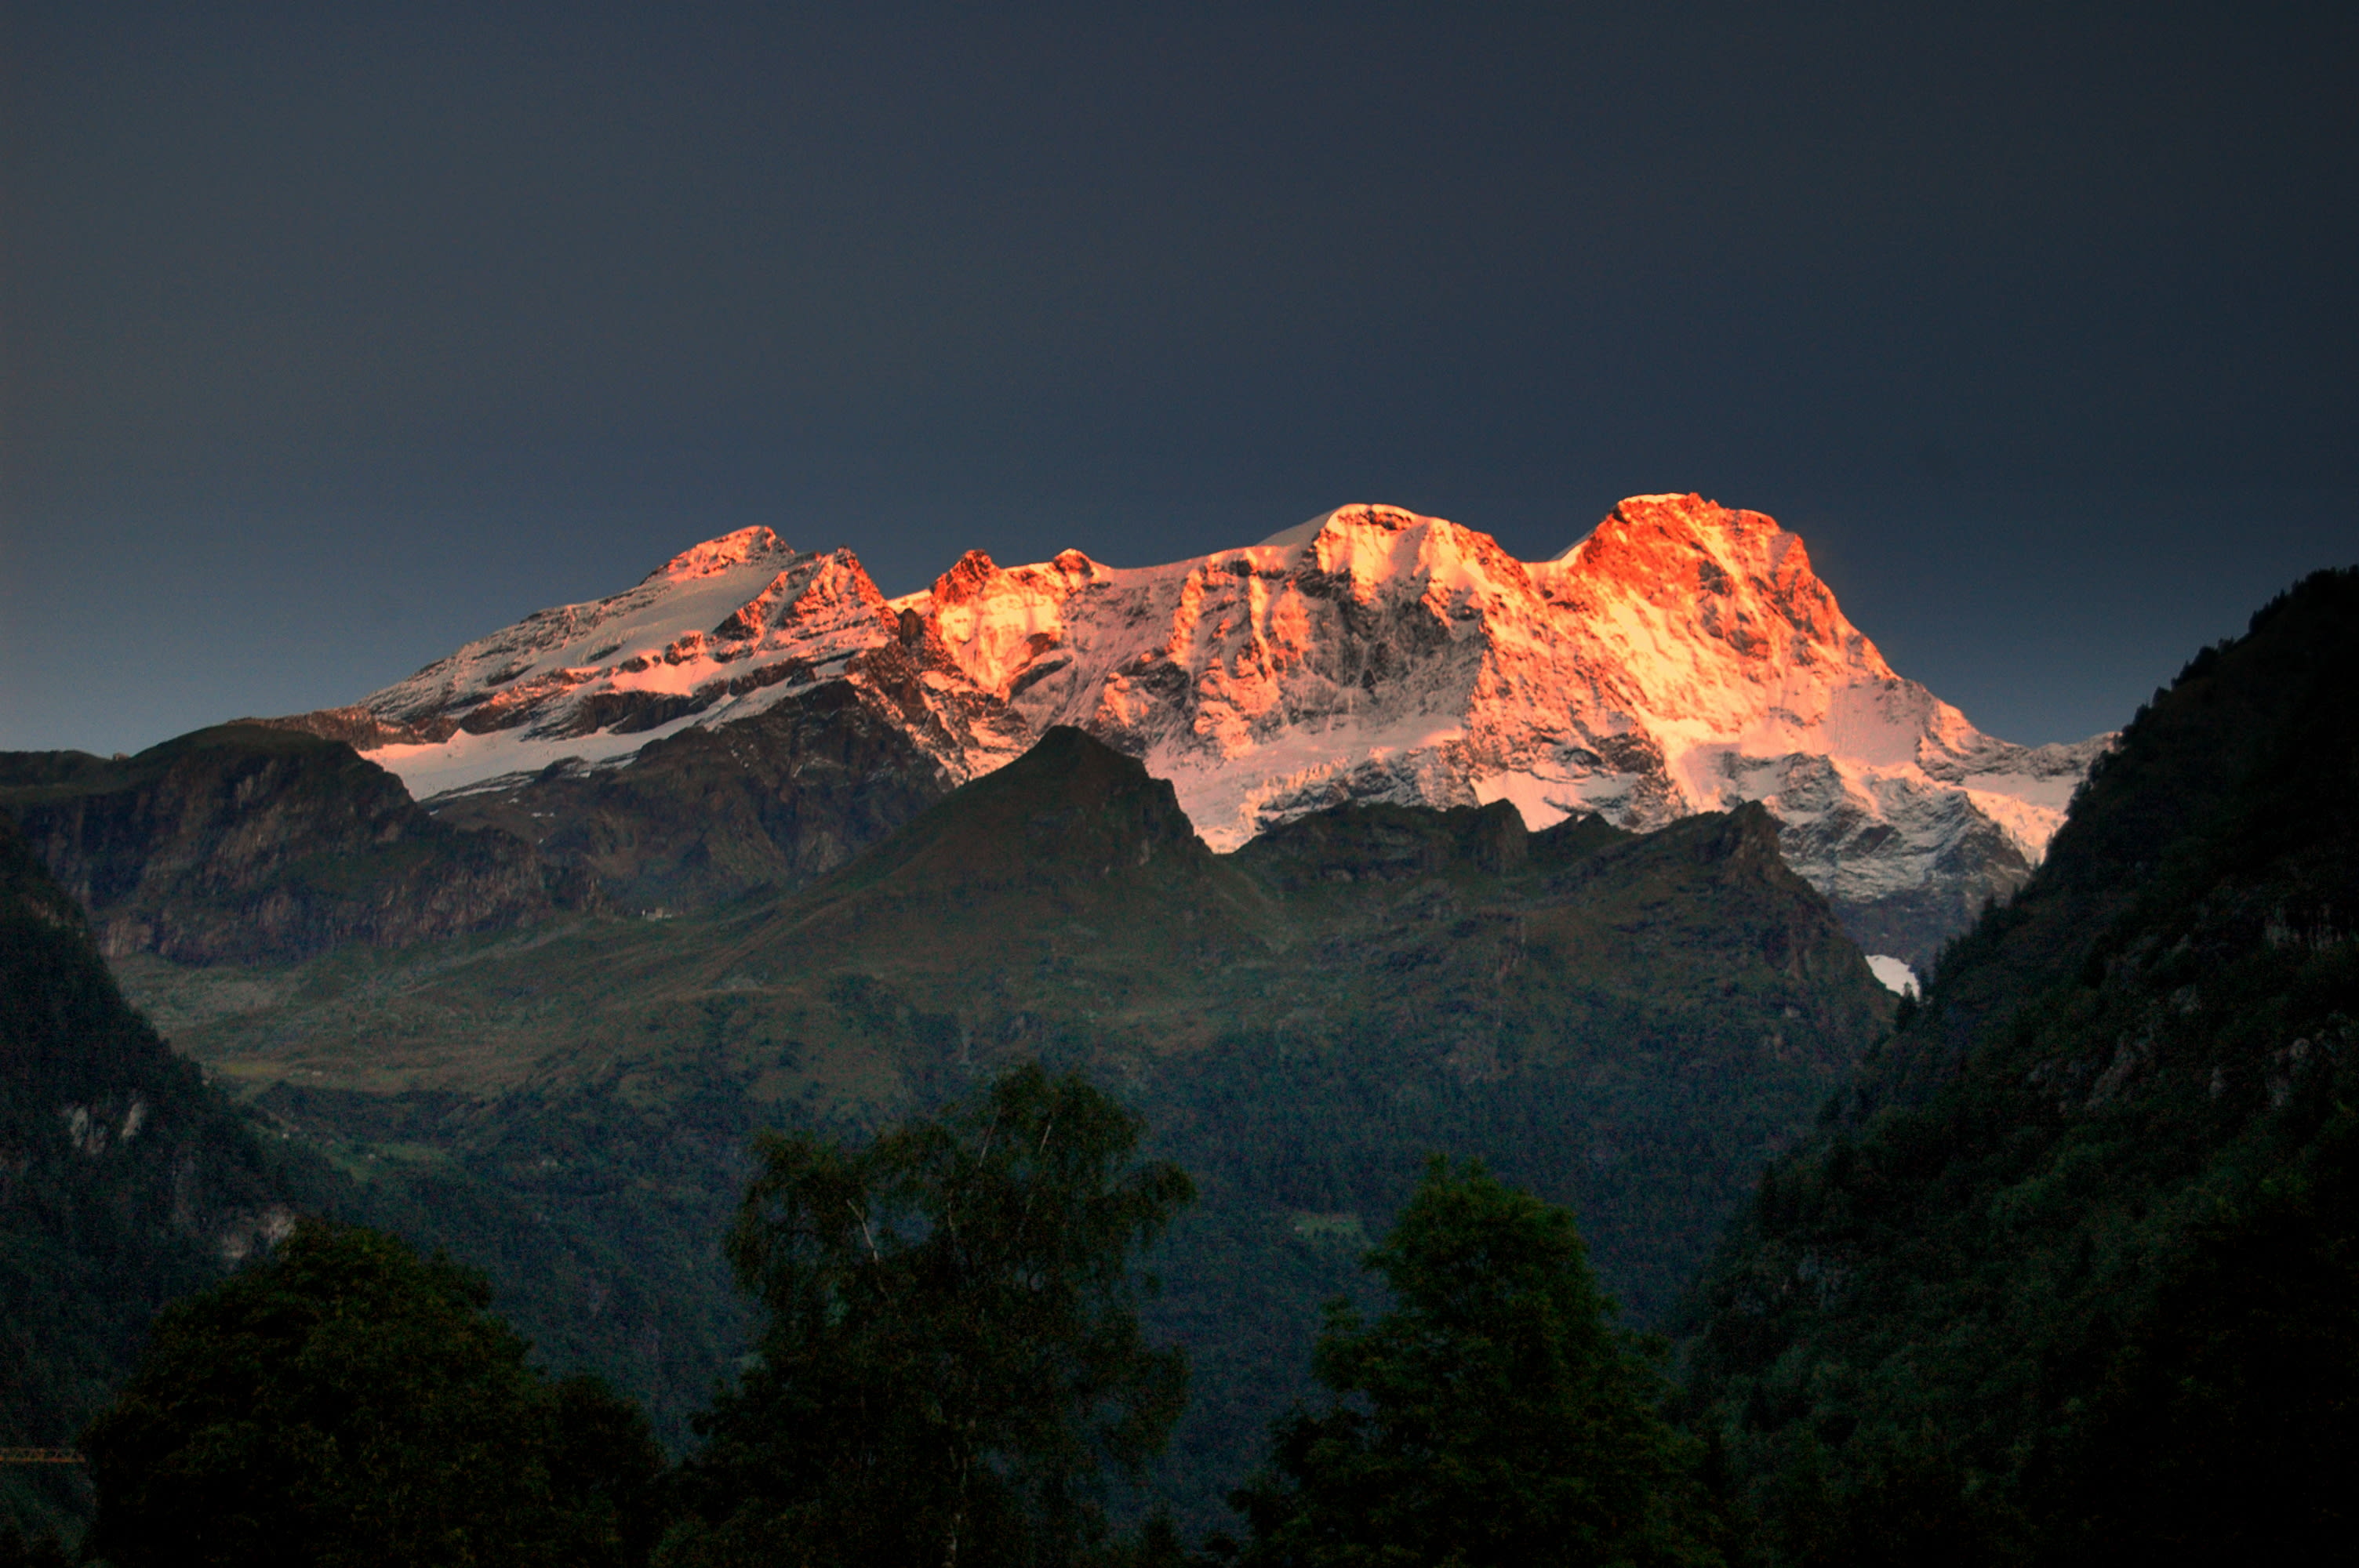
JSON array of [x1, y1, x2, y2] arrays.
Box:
[[1256, 510, 1341, 550], [315, 494, 2112, 946], [1866, 955, 1920, 996]]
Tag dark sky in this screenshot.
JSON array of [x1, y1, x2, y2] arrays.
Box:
[[5, 2, 2354, 754]]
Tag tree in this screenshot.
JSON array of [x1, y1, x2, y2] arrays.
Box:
[[2037, 1106, 2359, 1564], [668, 1062, 1196, 1567], [1228, 1158, 1722, 1567], [81, 1221, 664, 1568]]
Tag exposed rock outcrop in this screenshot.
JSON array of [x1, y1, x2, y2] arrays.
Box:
[[285, 497, 2106, 964], [0, 725, 574, 964]]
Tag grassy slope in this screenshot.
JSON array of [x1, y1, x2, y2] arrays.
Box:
[[114, 728, 1894, 1526]]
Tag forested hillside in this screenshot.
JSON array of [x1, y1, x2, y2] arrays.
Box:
[[0, 816, 337, 1539], [1681, 568, 2359, 1562], [13, 559, 2357, 1555], [82, 729, 1891, 1530]]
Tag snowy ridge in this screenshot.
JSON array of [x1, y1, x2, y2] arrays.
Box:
[[342, 528, 1023, 800], [304, 495, 2112, 958]]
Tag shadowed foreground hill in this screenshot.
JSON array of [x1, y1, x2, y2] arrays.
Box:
[[1681, 567, 2359, 1563]]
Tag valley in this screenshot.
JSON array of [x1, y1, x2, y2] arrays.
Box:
[[16, 506, 2346, 1559], [93, 730, 1892, 1525]]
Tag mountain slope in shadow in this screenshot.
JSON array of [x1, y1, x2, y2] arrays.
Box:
[[1681, 568, 2359, 1563]]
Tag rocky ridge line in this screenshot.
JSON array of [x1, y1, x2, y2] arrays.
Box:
[[285, 495, 2110, 964]]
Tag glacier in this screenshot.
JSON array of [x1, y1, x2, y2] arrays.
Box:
[[280, 494, 2112, 964]]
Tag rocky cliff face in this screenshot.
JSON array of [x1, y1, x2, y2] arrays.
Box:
[[278, 495, 2107, 964], [902, 497, 2106, 948], [423, 669, 967, 913], [0, 726, 572, 964]]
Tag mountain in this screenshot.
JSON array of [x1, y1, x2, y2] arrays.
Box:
[[0, 725, 583, 964], [0, 813, 339, 1540], [117, 725, 1896, 1529], [1677, 568, 2359, 1562], [275, 495, 2106, 967]]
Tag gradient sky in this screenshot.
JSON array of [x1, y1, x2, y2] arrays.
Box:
[[5, 1, 2354, 756]]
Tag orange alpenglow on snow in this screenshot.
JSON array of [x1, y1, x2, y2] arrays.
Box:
[[281, 495, 2110, 972]]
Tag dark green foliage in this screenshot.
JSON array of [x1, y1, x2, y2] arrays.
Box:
[[1119, 800, 1885, 1531], [1681, 568, 2359, 1562], [1230, 1158, 1723, 1567], [2039, 1105, 2359, 1563], [82, 1220, 664, 1568], [257, 1076, 761, 1450], [99, 728, 1889, 1537], [0, 812, 327, 1540], [668, 1063, 1196, 1566]]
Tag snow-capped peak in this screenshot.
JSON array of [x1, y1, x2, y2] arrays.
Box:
[[1254, 509, 1344, 550], [645, 525, 797, 583], [295, 494, 2112, 962]]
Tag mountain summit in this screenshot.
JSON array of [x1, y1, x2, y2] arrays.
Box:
[[282, 495, 2106, 962]]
